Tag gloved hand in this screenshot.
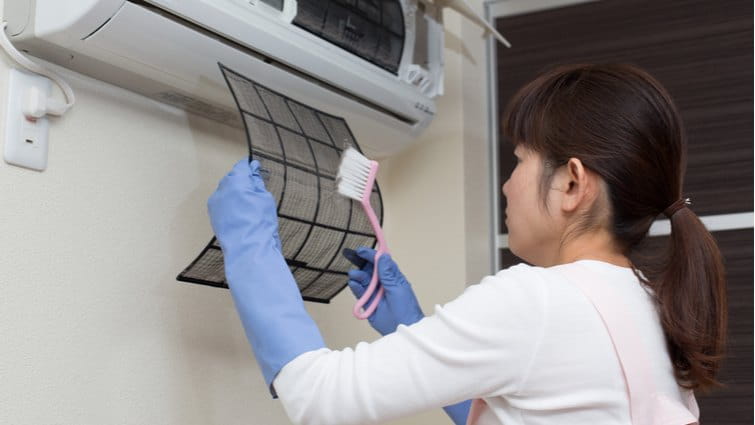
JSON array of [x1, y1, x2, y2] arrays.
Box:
[[346, 247, 470, 424], [208, 158, 325, 396], [345, 247, 424, 336]]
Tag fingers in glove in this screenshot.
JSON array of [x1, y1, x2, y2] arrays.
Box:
[[351, 248, 406, 287], [347, 280, 366, 299], [249, 158, 260, 172], [355, 247, 378, 264], [248, 160, 270, 192], [227, 158, 256, 178], [347, 267, 381, 306], [342, 248, 368, 269], [347, 279, 383, 307], [348, 269, 371, 284], [228, 158, 270, 193], [376, 254, 407, 287], [216, 159, 257, 193]]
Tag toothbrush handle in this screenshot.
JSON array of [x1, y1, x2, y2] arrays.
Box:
[[353, 195, 388, 320], [353, 248, 386, 319]]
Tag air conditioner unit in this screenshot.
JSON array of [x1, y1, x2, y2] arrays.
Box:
[[3, 0, 446, 158]]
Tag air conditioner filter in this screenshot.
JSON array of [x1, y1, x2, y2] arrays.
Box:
[[293, 0, 405, 75], [177, 64, 383, 303]]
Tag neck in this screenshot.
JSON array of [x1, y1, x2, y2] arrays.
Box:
[[548, 227, 631, 268]]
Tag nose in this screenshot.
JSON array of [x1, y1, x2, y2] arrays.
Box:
[[501, 178, 510, 198]]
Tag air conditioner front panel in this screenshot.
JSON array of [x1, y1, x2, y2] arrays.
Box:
[[10, 1, 437, 157], [6, 0, 440, 157], [16, 0, 125, 46], [96, 2, 428, 156], [137, 0, 430, 117]]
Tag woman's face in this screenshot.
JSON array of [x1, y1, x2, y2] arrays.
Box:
[[502, 146, 561, 265]]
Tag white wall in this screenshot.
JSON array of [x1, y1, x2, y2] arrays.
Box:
[[0, 3, 491, 424]]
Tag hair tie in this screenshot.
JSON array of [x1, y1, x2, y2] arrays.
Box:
[[663, 198, 691, 218]]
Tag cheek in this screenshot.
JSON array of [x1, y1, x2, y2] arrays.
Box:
[[505, 169, 528, 205], [506, 170, 543, 228]]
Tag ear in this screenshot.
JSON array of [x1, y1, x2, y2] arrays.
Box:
[[559, 157, 594, 213]]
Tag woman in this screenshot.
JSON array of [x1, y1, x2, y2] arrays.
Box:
[[207, 63, 726, 425]]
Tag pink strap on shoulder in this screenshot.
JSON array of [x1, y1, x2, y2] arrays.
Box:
[[466, 265, 699, 425], [558, 265, 699, 425]]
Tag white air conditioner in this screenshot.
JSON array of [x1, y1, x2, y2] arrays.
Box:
[[3, 0, 447, 157]]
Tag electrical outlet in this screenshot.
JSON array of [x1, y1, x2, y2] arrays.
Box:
[[4, 68, 52, 171]]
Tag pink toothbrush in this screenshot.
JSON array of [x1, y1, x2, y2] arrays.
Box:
[[336, 147, 387, 319]]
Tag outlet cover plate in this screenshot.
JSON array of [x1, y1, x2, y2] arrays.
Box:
[[4, 68, 52, 171]]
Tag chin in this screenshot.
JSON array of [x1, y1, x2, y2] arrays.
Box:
[[508, 241, 535, 266], [507, 239, 522, 260]]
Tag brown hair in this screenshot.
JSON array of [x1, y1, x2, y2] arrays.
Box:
[[502, 63, 727, 391]]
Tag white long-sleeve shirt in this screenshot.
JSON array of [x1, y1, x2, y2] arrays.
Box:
[[274, 260, 695, 425]]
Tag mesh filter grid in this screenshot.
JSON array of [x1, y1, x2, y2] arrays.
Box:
[[287, 102, 331, 143], [309, 143, 341, 177], [180, 248, 226, 283], [245, 114, 282, 157], [278, 166, 319, 221], [295, 226, 345, 269], [383, 1, 404, 36], [292, 0, 327, 33], [177, 65, 383, 303], [325, 6, 377, 56], [354, 20, 380, 59], [349, 190, 382, 234], [302, 272, 347, 300], [358, 0, 381, 23], [228, 74, 270, 119], [258, 159, 285, 202], [278, 127, 316, 171], [278, 218, 311, 259], [256, 86, 302, 132], [322, 5, 353, 46], [376, 32, 403, 69], [293, 267, 322, 289], [319, 115, 355, 149], [316, 177, 352, 227], [292, 0, 404, 74]]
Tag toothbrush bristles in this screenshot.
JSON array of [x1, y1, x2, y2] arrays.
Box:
[[336, 147, 375, 201]]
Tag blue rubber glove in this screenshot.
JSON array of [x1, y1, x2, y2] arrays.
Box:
[[208, 159, 325, 396], [346, 247, 424, 336], [444, 400, 472, 425], [346, 247, 470, 425]]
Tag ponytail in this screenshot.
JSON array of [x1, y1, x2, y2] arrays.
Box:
[[654, 205, 727, 391]]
